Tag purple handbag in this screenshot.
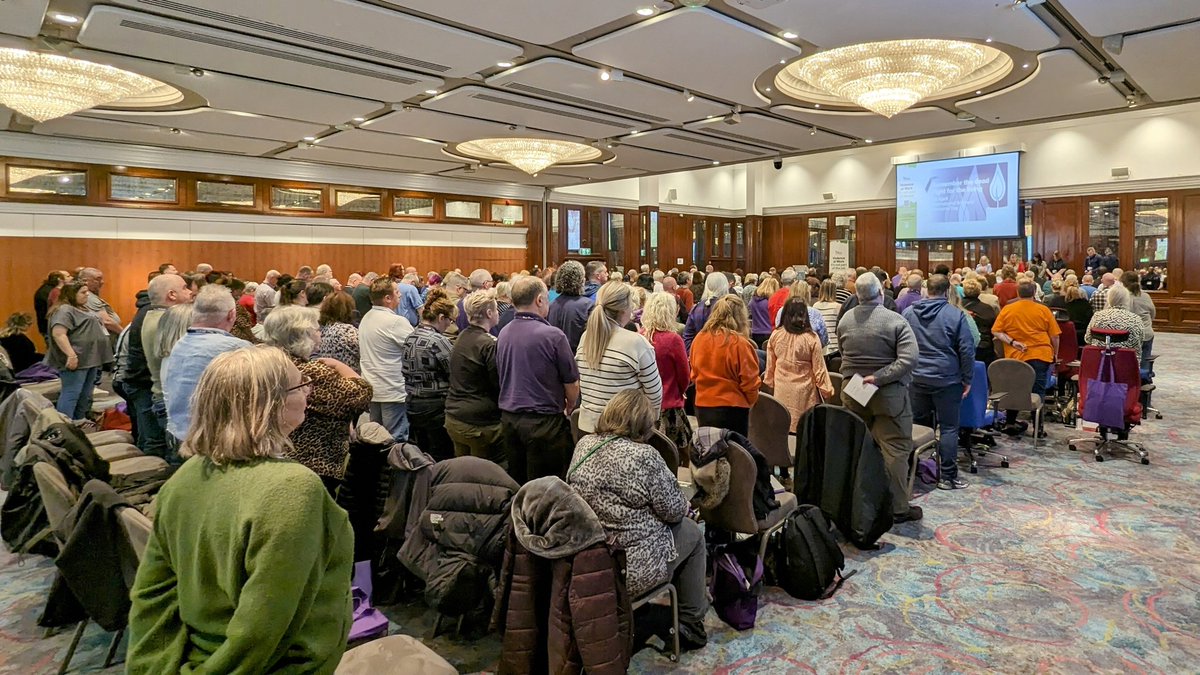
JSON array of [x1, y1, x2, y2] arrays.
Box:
[[1082, 353, 1128, 429], [709, 550, 763, 630], [348, 561, 389, 643]]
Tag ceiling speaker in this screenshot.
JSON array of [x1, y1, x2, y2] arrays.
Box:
[[667, 188, 678, 201], [823, 192, 836, 201], [1111, 167, 1130, 180]]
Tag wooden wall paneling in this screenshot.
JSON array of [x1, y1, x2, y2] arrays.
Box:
[[1178, 194, 1200, 299], [856, 209, 893, 272], [1036, 198, 1081, 271], [772, 215, 806, 271]]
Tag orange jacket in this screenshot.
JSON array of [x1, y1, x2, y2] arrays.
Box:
[[690, 331, 761, 409]]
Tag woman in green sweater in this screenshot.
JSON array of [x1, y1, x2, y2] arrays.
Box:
[[127, 346, 354, 674]]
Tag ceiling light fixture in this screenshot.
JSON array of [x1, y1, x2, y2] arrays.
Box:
[[985, 37, 994, 43], [781, 31, 798, 39], [303, 135, 316, 141], [864, 139, 873, 143], [775, 39, 1008, 118], [683, 88, 695, 102], [600, 68, 612, 81], [452, 137, 603, 176], [0, 48, 166, 122], [425, 89, 439, 95], [636, 6, 656, 16], [712, 160, 721, 165], [496, 61, 514, 68], [352, 116, 366, 122], [49, 12, 81, 25], [1022, 63, 1030, 69], [810, 126, 816, 135]]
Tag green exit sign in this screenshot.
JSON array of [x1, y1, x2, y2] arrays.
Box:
[[578, 247, 592, 255]]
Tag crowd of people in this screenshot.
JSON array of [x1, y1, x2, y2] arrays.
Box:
[[0, 249, 1158, 671]]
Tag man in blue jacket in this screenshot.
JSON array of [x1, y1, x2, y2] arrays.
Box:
[[902, 274, 975, 491]]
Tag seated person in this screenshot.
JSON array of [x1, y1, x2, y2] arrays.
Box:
[[1084, 285, 1144, 365], [127, 346, 354, 674], [0, 313, 41, 373], [567, 389, 709, 651]]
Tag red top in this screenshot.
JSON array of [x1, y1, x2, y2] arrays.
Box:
[[675, 287, 695, 313], [238, 293, 257, 324], [648, 329, 689, 410], [767, 288, 791, 327], [994, 280, 1019, 307]]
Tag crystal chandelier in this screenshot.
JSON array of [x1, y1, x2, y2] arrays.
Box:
[[453, 138, 603, 176], [0, 48, 164, 122], [776, 39, 1006, 118]]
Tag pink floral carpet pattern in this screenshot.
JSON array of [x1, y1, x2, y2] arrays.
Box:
[[2, 335, 1198, 673]]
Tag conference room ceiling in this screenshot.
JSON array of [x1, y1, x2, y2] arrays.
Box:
[[1, 0, 1198, 189]]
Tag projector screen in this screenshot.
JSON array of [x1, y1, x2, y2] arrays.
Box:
[[895, 151, 1021, 240]]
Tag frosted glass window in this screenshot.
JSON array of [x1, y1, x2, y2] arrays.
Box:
[[7, 166, 87, 196], [491, 203, 523, 223], [394, 196, 434, 217], [111, 175, 177, 202], [271, 186, 323, 211], [445, 200, 481, 219], [336, 190, 381, 214], [197, 181, 254, 206]]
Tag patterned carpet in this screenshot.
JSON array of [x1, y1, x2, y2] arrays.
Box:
[[3, 334, 1199, 674]]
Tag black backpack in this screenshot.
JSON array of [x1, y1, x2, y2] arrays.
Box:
[[775, 505, 857, 600]]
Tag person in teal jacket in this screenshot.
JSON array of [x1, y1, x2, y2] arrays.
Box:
[[127, 346, 354, 674]]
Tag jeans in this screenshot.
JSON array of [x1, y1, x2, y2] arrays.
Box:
[[125, 383, 169, 458], [56, 367, 101, 420], [151, 399, 185, 466], [911, 382, 963, 482], [842, 383, 914, 517], [665, 519, 709, 628], [369, 401, 410, 443], [1006, 359, 1049, 429]]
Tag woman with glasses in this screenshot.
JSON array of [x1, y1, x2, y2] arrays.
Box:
[[262, 305, 371, 495], [127, 346, 354, 674]]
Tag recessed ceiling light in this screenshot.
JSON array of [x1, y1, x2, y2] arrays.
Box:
[[976, 90, 982, 95], [712, 160, 721, 165], [352, 117, 366, 122], [629, 129, 640, 135], [113, 165, 126, 171], [50, 12, 80, 24], [636, 7, 655, 16], [782, 31, 798, 39], [1022, 63, 1030, 69], [425, 89, 439, 94], [764, 86, 772, 92], [779, 59, 787, 64], [600, 69, 611, 81], [814, 103, 821, 108], [303, 136, 316, 141], [864, 139, 873, 143], [496, 61, 514, 68], [985, 37, 994, 43]]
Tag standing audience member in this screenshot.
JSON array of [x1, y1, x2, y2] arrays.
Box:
[[1091, 273, 1116, 312], [401, 288, 457, 460], [992, 280, 1061, 438], [33, 270, 68, 339], [388, 264, 424, 326], [688, 271, 706, 309], [1122, 271, 1157, 367], [962, 278, 998, 364], [279, 279, 309, 307], [255, 269, 280, 321], [749, 277, 779, 349], [304, 281, 335, 308], [495, 281, 517, 332], [764, 299, 834, 432], [358, 278, 415, 443], [127, 347, 353, 675], [77, 267, 122, 335], [741, 273, 759, 305], [574, 282, 663, 434], [895, 274, 924, 314], [583, 261, 608, 300], [262, 306, 371, 495], [125, 273, 193, 457], [351, 271, 379, 322], [238, 281, 258, 325], [993, 268, 1019, 307], [1079, 274, 1097, 299], [813, 279, 843, 356], [640, 292, 693, 456], [778, 281, 829, 347], [445, 290, 505, 461], [568, 390, 708, 650], [1064, 285, 1094, 347], [497, 276, 580, 483], [547, 260, 593, 353], [902, 275, 974, 491], [45, 282, 114, 420], [683, 272, 731, 352], [312, 291, 361, 372], [675, 272, 695, 312], [768, 268, 798, 320], [162, 285, 248, 444], [837, 273, 921, 523], [690, 295, 761, 436], [455, 268, 494, 332]]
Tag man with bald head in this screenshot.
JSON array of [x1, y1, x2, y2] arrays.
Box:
[[255, 269, 280, 320], [496, 276, 580, 483], [455, 268, 495, 333], [78, 267, 122, 335], [1091, 272, 1117, 312], [124, 273, 193, 457]]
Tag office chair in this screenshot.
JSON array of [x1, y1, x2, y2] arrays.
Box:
[[1068, 342, 1148, 464]]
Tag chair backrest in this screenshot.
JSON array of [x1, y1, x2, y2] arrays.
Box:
[[987, 358, 1036, 411], [1057, 321, 1079, 370], [117, 507, 154, 561], [32, 461, 77, 542], [569, 409, 582, 444], [827, 372, 844, 405], [645, 429, 679, 477], [1078, 346, 1141, 423], [959, 361, 992, 428], [747, 393, 792, 468], [698, 440, 758, 535]]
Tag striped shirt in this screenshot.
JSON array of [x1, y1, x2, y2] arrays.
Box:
[[813, 301, 842, 354], [575, 328, 663, 433]]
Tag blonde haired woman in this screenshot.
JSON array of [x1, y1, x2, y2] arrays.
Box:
[[813, 279, 842, 356], [575, 281, 663, 433], [262, 305, 371, 494], [690, 295, 761, 436], [127, 347, 353, 674], [640, 291, 692, 455]]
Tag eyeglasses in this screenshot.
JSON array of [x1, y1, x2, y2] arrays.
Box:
[[287, 378, 314, 393]]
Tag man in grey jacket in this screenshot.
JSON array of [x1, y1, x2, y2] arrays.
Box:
[[902, 274, 975, 492], [837, 273, 921, 523]]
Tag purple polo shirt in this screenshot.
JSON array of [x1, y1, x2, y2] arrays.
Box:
[[497, 311, 579, 415]]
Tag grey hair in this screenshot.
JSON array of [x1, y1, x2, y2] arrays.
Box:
[[469, 268, 492, 290], [78, 267, 102, 282], [855, 272, 882, 303], [463, 288, 498, 326], [154, 303, 194, 359], [363, 271, 380, 285], [781, 268, 797, 283], [555, 260, 585, 296], [147, 273, 184, 305], [316, 264, 332, 276], [262, 305, 320, 358], [700, 271, 730, 305], [495, 281, 512, 302], [1105, 284, 1131, 310], [191, 285, 236, 326]]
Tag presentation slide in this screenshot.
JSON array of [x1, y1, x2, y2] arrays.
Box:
[[895, 152, 1020, 240]]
